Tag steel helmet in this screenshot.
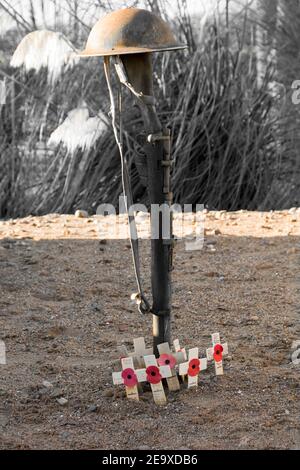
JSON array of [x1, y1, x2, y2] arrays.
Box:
[[79, 7, 187, 57]]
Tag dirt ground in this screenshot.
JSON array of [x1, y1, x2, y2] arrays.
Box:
[[0, 210, 299, 450]]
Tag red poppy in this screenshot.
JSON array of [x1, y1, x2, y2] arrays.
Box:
[[157, 354, 176, 369], [121, 368, 138, 387], [146, 365, 162, 384], [188, 358, 200, 377], [213, 344, 224, 362]]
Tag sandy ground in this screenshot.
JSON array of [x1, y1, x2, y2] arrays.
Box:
[[0, 210, 299, 450]]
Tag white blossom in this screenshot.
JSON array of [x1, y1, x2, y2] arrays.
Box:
[[48, 103, 108, 154], [10, 30, 78, 84]]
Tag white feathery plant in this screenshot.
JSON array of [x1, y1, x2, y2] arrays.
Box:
[[47, 102, 109, 154], [10, 30, 79, 84]]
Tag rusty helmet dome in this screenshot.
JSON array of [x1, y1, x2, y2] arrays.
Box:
[[79, 7, 187, 57]]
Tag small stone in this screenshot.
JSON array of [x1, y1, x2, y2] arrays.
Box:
[[250, 316, 259, 321], [0, 413, 9, 428], [138, 445, 151, 450], [289, 208, 297, 214], [42, 380, 53, 389], [207, 247, 216, 253], [205, 272, 220, 278], [255, 263, 274, 270], [90, 302, 101, 312], [103, 389, 114, 398], [87, 405, 98, 413], [51, 388, 64, 398], [75, 210, 89, 218], [56, 397, 68, 406]]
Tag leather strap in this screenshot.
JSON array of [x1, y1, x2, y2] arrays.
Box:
[[104, 56, 151, 315]]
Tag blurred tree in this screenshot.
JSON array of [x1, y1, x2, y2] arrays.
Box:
[[256, 0, 278, 86], [277, 0, 300, 85]]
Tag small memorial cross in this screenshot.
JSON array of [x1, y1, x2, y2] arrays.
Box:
[[112, 356, 145, 401], [157, 342, 185, 391], [143, 355, 172, 405], [179, 348, 207, 388], [128, 337, 153, 368], [206, 333, 228, 376], [173, 339, 187, 360]]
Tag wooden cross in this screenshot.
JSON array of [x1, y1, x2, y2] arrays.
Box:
[[120, 337, 153, 368], [0, 341, 6, 365], [206, 332, 228, 376], [179, 348, 207, 388], [113, 354, 172, 405], [157, 342, 185, 391], [144, 355, 172, 405], [173, 339, 188, 381], [173, 339, 187, 360], [112, 356, 145, 402]]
